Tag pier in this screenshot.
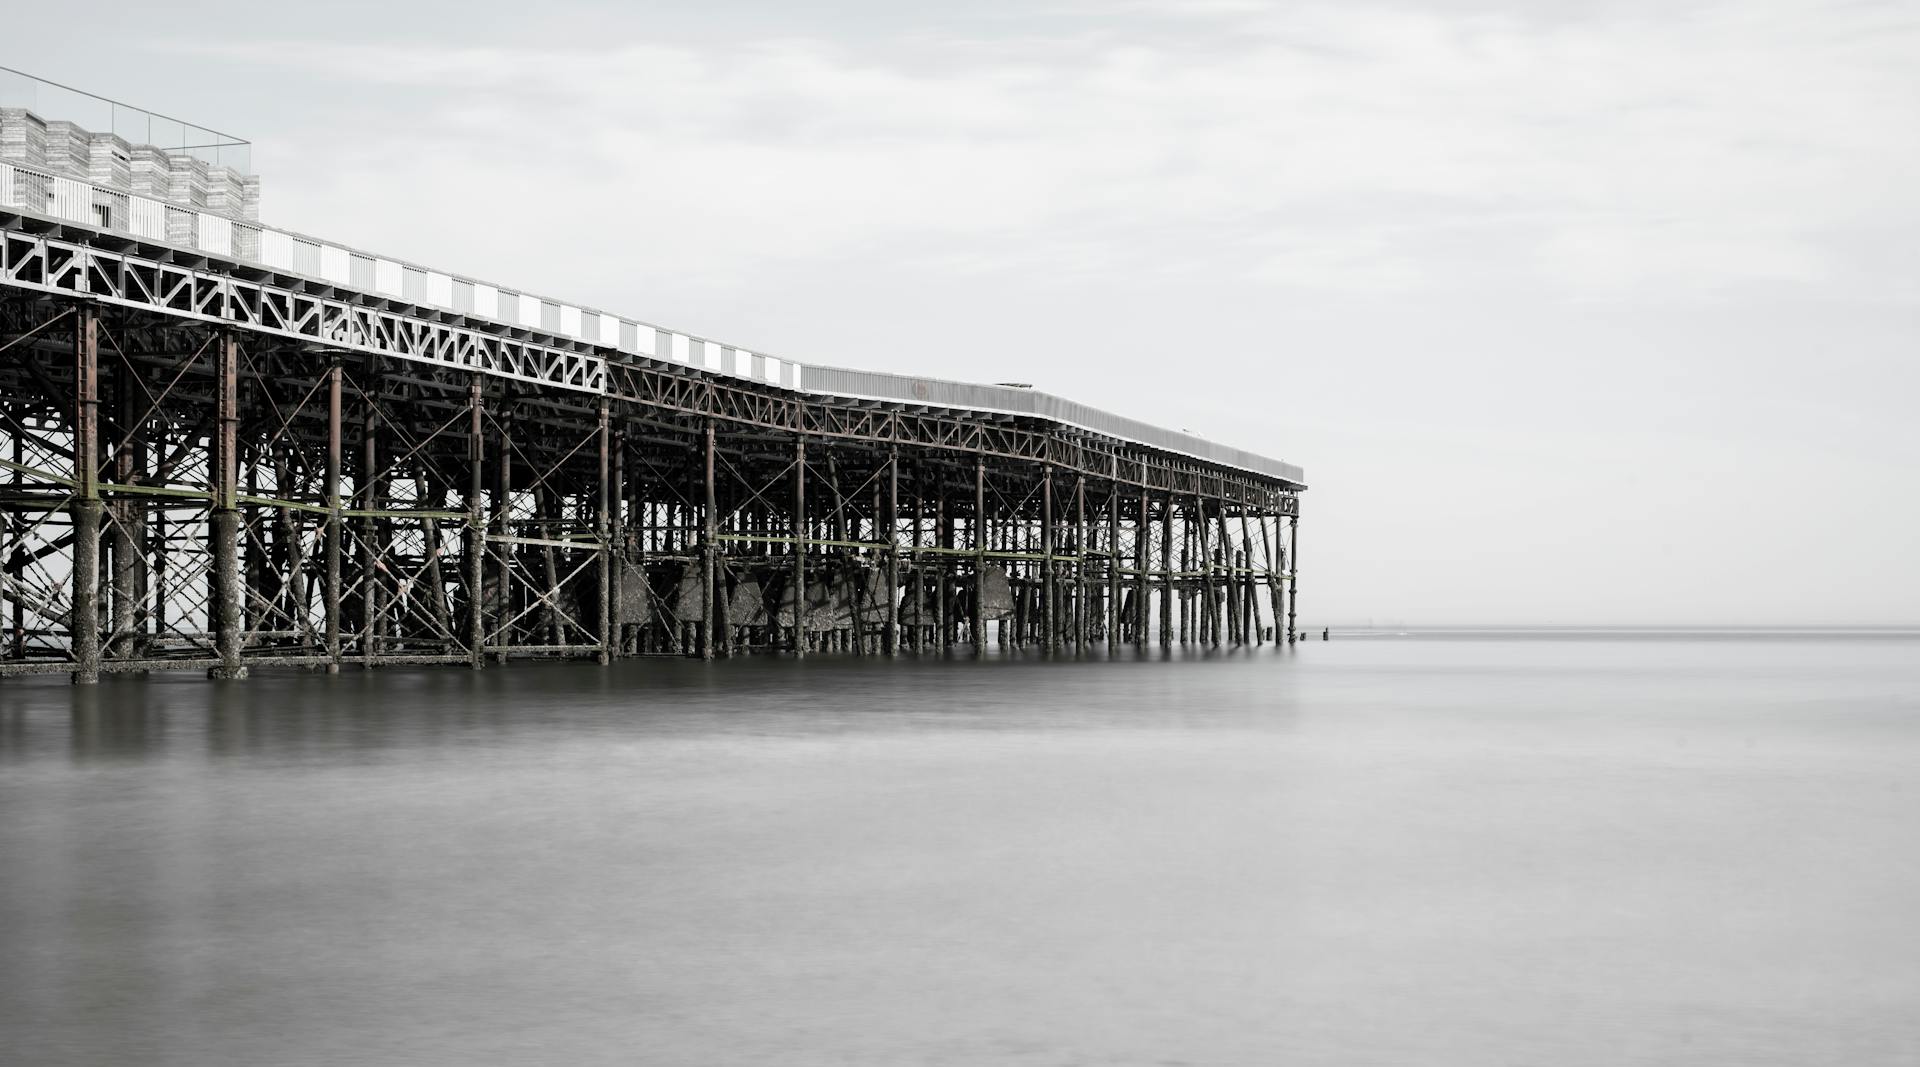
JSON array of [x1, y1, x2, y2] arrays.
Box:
[[0, 68, 1304, 682]]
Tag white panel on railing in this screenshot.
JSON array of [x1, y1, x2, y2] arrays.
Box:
[[260, 229, 294, 269], [518, 293, 540, 328], [789, 364, 802, 390], [634, 323, 657, 357], [427, 272, 452, 307], [601, 315, 624, 352], [374, 259, 403, 297], [671, 333, 690, 363], [560, 306, 582, 338], [731, 349, 751, 377], [700, 341, 720, 370], [130, 197, 167, 241], [51, 178, 90, 223], [197, 214, 233, 255], [472, 284, 497, 318], [0, 164, 13, 209], [763, 357, 781, 384], [320, 245, 350, 284]]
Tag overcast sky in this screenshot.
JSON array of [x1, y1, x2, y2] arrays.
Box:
[[14, 0, 1916, 624]]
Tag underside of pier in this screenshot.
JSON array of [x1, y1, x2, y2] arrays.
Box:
[[0, 211, 1302, 682]]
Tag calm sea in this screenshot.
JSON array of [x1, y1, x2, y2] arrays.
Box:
[[3, 633, 1917, 1065]]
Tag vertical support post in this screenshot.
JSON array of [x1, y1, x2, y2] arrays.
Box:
[[1134, 483, 1149, 649], [1159, 493, 1174, 647], [792, 433, 806, 657], [209, 331, 245, 679], [465, 375, 485, 669], [613, 432, 627, 658], [69, 304, 101, 685], [1107, 475, 1120, 653], [884, 447, 899, 656], [1040, 464, 1054, 655], [597, 399, 612, 664], [1287, 512, 1299, 644], [935, 487, 948, 653], [108, 360, 147, 664], [1217, 489, 1241, 646], [325, 360, 344, 672], [492, 399, 512, 663], [702, 420, 716, 662], [360, 374, 380, 671], [972, 455, 985, 655], [1073, 474, 1086, 654]]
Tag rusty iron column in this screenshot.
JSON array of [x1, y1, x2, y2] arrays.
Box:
[[208, 332, 245, 679], [792, 433, 806, 657], [359, 375, 380, 670], [1158, 492, 1174, 647], [69, 304, 101, 685], [1134, 483, 1149, 650]]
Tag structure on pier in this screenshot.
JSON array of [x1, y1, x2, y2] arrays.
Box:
[[0, 67, 1304, 681]]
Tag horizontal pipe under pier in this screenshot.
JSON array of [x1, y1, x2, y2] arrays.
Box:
[[0, 218, 1301, 679]]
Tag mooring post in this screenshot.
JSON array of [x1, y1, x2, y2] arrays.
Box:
[[208, 332, 246, 679], [884, 447, 899, 656], [326, 360, 344, 672], [792, 433, 806, 657], [69, 304, 101, 685]]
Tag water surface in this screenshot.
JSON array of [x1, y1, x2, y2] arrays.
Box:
[[3, 636, 1917, 1065]]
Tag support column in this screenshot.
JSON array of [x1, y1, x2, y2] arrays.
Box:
[[701, 420, 716, 661], [792, 434, 806, 657], [1287, 512, 1299, 644], [324, 360, 344, 671], [208, 332, 246, 679], [1073, 474, 1086, 654], [884, 447, 899, 656], [108, 360, 147, 664], [465, 375, 485, 669], [972, 455, 985, 655], [1159, 493, 1174, 647], [1107, 477, 1120, 653], [1040, 464, 1055, 655], [69, 304, 101, 685], [597, 400, 613, 664]]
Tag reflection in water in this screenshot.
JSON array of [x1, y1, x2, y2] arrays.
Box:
[[3, 640, 1918, 1066]]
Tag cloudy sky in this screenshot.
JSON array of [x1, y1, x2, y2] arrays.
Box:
[[14, 0, 1917, 624]]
